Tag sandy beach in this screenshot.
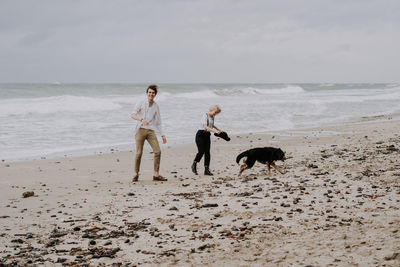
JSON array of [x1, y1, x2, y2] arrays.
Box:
[[1, 119, 399, 266]]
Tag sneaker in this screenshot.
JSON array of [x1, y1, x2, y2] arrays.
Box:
[[153, 175, 167, 181], [132, 175, 139, 182]]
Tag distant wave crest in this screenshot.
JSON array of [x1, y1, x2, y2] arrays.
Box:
[[165, 85, 305, 99], [0, 95, 121, 116], [214, 85, 305, 96], [174, 90, 219, 99]]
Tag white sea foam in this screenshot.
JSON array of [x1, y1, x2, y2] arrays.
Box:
[[319, 83, 335, 87], [0, 95, 122, 116], [258, 85, 305, 95], [1, 83, 399, 161], [174, 90, 219, 99], [214, 85, 305, 96]]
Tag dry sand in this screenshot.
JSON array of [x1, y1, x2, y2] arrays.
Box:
[[0, 120, 399, 266]]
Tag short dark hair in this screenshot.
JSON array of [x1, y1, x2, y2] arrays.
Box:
[[147, 84, 158, 95]]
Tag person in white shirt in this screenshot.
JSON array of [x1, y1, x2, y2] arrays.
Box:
[[131, 85, 167, 182], [191, 105, 222, 175]]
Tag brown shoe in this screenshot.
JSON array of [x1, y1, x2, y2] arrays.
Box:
[[132, 175, 139, 182], [153, 175, 167, 181]]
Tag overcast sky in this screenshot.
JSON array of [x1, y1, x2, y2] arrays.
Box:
[[0, 0, 399, 83]]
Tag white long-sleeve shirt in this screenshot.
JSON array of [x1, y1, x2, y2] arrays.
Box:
[[132, 99, 165, 136], [198, 113, 214, 130]]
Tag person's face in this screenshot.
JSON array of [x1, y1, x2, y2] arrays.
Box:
[[209, 109, 220, 117], [147, 89, 157, 101]]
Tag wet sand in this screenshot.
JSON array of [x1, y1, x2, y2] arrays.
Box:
[[1, 120, 399, 266]]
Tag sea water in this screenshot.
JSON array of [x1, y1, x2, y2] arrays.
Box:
[[1, 83, 399, 161]]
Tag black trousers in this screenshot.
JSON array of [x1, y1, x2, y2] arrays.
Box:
[[194, 130, 211, 166]]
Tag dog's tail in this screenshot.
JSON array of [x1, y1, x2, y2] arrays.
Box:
[[236, 150, 249, 164]]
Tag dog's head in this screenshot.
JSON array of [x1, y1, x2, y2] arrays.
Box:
[[275, 148, 286, 161]]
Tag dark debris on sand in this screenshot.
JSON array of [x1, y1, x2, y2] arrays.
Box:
[[1, 135, 400, 266]]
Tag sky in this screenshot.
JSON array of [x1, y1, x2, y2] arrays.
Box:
[[0, 0, 399, 83]]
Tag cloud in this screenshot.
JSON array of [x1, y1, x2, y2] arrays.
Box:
[[0, 0, 399, 82], [334, 44, 352, 53], [18, 31, 53, 46]]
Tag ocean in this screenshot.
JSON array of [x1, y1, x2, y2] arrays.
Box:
[[1, 83, 399, 161]]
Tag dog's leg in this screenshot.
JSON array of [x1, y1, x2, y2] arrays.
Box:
[[238, 164, 248, 176], [271, 162, 285, 174], [266, 163, 272, 176]]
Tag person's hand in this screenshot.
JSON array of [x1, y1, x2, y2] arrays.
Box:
[[216, 130, 222, 134], [162, 136, 167, 144], [142, 119, 150, 126]]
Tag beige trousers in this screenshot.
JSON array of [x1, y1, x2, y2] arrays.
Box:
[[135, 128, 161, 173]]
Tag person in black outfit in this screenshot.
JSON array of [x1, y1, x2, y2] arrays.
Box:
[[191, 105, 222, 175]]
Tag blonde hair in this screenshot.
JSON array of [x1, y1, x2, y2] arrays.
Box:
[[209, 105, 221, 113]]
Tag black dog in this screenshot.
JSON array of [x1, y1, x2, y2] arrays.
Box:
[[214, 131, 230, 141], [236, 147, 286, 176]]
